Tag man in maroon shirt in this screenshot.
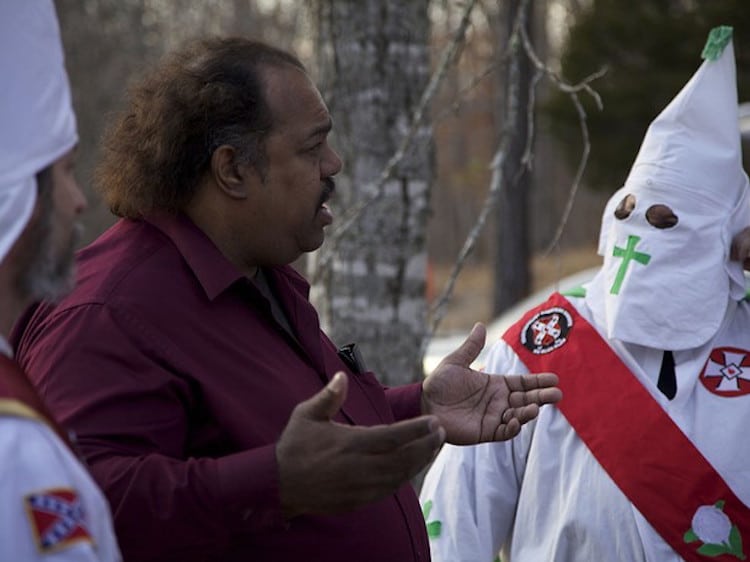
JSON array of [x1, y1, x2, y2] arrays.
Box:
[[14, 38, 561, 562]]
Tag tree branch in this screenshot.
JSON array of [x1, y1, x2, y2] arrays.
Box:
[[514, 67, 543, 184], [542, 90, 591, 255], [419, 0, 531, 361], [515, 23, 606, 255], [418, 0, 607, 365], [433, 61, 497, 123]]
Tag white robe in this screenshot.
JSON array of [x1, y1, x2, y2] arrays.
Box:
[[0, 408, 121, 561], [420, 293, 750, 562]]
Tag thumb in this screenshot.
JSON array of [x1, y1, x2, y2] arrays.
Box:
[[296, 371, 348, 422], [440, 322, 486, 368]]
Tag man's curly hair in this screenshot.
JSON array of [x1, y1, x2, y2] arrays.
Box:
[[94, 37, 305, 218]]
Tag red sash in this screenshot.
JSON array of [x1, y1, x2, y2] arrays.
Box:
[[0, 353, 71, 447], [503, 292, 750, 561]]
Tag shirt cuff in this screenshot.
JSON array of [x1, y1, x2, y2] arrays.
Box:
[[384, 382, 423, 421], [214, 444, 287, 533]]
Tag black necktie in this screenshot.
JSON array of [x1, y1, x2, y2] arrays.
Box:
[[658, 350, 677, 400]]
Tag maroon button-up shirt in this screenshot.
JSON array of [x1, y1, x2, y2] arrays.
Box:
[[14, 213, 430, 562]]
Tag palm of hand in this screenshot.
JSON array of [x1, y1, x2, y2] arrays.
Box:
[[423, 361, 522, 445], [421, 323, 560, 445]]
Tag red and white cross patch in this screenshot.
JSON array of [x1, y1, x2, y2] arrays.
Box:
[[520, 306, 573, 355], [700, 347, 750, 397], [24, 488, 93, 553]]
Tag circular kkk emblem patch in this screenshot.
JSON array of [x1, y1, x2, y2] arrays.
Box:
[[699, 346, 750, 397], [521, 307, 573, 355]]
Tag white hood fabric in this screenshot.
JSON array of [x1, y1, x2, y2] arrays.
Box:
[[587, 26, 750, 350], [0, 0, 78, 264]]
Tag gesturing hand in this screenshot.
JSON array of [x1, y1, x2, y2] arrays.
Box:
[[422, 323, 562, 445], [276, 372, 445, 519]]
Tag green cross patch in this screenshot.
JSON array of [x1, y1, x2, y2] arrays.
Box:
[[610, 235, 651, 295], [422, 500, 442, 539]]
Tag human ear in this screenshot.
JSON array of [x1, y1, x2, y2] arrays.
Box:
[[210, 145, 248, 200]]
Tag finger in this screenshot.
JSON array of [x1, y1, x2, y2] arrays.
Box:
[[534, 372, 560, 389], [294, 372, 349, 422], [491, 404, 541, 442], [503, 372, 559, 390], [347, 415, 444, 454], [508, 386, 563, 408], [320, 423, 446, 511], [502, 403, 541, 425], [491, 412, 523, 441], [374, 426, 447, 482], [437, 322, 486, 368]]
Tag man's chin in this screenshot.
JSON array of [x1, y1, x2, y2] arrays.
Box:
[[311, 237, 326, 254]]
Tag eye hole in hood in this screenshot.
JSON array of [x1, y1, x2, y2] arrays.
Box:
[[646, 204, 679, 229], [614, 193, 636, 220]]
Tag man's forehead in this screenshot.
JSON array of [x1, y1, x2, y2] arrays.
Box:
[[262, 65, 331, 132]]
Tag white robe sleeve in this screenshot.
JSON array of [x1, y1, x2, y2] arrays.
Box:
[[419, 339, 533, 562], [0, 416, 121, 562]]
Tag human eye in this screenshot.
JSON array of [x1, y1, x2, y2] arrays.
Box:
[[304, 140, 324, 157]]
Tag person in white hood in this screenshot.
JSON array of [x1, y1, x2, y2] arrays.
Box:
[[0, 1, 121, 561], [421, 26, 750, 562]]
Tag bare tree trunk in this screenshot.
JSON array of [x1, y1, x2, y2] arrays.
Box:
[[312, 0, 434, 386], [492, 0, 534, 316]]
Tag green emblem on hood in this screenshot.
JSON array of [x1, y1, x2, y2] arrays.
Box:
[[702, 26, 733, 62]]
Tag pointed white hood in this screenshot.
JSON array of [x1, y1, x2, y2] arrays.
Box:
[[0, 0, 78, 264], [587, 26, 750, 350]]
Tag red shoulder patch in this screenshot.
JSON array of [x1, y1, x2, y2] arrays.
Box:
[[700, 347, 750, 397]]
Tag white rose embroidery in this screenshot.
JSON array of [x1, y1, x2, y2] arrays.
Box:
[[684, 499, 746, 559], [692, 505, 733, 545]]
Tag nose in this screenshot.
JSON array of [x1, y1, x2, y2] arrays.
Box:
[[322, 145, 343, 178], [71, 179, 88, 215]]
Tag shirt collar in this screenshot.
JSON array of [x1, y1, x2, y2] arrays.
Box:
[[144, 211, 245, 301]]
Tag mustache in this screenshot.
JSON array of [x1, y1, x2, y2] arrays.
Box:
[[319, 177, 335, 206]]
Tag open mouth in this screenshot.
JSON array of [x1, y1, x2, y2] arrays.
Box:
[[318, 178, 335, 206], [317, 179, 335, 223]]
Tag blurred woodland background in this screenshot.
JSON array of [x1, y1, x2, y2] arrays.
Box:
[[56, 0, 750, 384]]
